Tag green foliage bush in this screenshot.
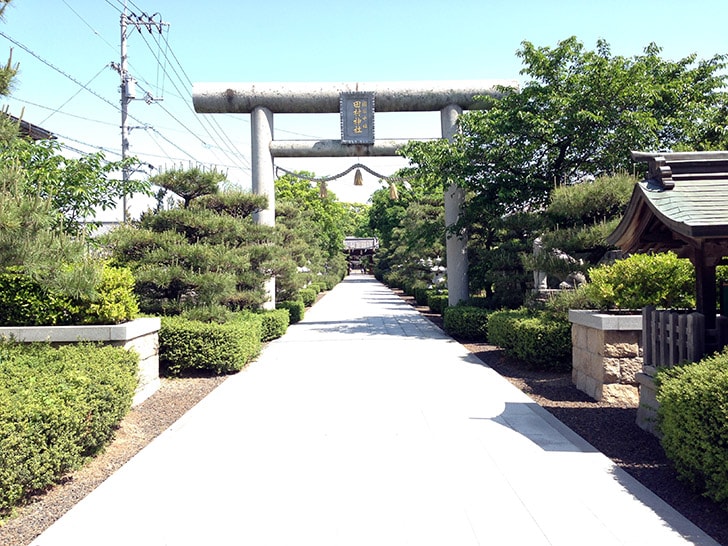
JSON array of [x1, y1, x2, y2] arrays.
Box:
[[487, 308, 571, 370], [256, 309, 289, 342], [427, 292, 449, 315], [80, 265, 139, 325], [0, 264, 139, 326], [159, 316, 261, 376], [277, 300, 304, 324], [0, 268, 78, 326], [325, 276, 340, 290], [443, 306, 490, 341], [412, 286, 430, 306], [0, 343, 138, 515], [656, 353, 728, 507], [298, 287, 317, 307], [586, 252, 694, 310]]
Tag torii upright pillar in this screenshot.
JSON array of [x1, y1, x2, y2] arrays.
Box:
[[441, 104, 468, 306], [193, 80, 517, 309]]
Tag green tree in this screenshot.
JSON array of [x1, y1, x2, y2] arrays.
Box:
[[103, 179, 275, 314], [528, 173, 637, 283], [0, 138, 148, 236], [401, 37, 728, 301], [274, 172, 349, 278], [150, 166, 224, 209]]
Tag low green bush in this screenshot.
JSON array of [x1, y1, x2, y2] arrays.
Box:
[[0, 264, 139, 326], [256, 308, 289, 342], [586, 252, 694, 310], [412, 286, 430, 306], [0, 268, 78, 326], [277, 300, 304, 324], [427, 292, 449, 315], [656, 353, 728, 507], [322, 275, 340, 291], [159, 316, 261, 376], [443, 306, 490, 341], [0, 343, 138, 515], [80, 265, 139, 325], [487, 308, 571, 370], [298, 288, 317, 307]]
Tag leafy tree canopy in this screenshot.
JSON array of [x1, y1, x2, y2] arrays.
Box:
[[402, 37, 728, 225]]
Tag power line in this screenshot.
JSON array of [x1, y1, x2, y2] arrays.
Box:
[[39, 64, 108, 125], [62, 0, 117, 52], [0, 31, 120, 114], [101, 1, 252, 172], [10, 96, 118, 127]]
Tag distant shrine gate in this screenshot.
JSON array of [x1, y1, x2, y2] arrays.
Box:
[[193, 80, 516, 309]]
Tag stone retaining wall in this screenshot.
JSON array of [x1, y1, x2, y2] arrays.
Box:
[[568, 310, 642, 405], [0, 317, 161, 406]]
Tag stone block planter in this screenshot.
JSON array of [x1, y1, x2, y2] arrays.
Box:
[[0, 317, 161, 406], [568, 310, 642, 405], [635, 371, 660, 436]]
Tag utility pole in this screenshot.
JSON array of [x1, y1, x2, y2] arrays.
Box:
[[112, 2, 167, 221], [120, 8, 131, 221]]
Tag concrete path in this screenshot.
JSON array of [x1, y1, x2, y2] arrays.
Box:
[[31, 275, 718, 546]]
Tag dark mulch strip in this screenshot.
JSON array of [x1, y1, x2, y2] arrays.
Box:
[[395, 289, 728, 546]]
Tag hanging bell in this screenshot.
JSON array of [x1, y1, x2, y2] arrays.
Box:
[[354, 168, 363, 186], [389, 181, 399, 200], [319, 181, 327, 198]]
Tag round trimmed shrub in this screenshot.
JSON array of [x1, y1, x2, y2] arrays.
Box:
[[427, 291, 449, 314], [81, 265, 139, 325], [255, 309, 290, 342], [278, 300, 304, 324], [298, 287, 317, 307], [656, 353, 728, 506], [586, 252, 694, 310]]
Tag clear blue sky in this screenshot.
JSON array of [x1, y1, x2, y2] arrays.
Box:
[[1, 0, 726, 212]]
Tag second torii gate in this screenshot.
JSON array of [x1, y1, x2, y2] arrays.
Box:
[[193, 80, 516, 309]]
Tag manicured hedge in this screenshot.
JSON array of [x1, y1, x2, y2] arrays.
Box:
[[427, 292, 449, 315], [159, 316, 262, 376], [0, 343, 138, 515], [412, 286, 430, 306], [657, 353, 728, 506], [443, 306, 490, 341], [487, 308, 571, 370], [298, 287, 317, 307], [278, 300, 304, 324], [256, 308, 290, 342]]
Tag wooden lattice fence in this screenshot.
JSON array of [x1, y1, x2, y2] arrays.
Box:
[[642, 306, 705, 370]]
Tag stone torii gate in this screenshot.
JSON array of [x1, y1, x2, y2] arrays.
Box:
[[193, 80, 516, 308]]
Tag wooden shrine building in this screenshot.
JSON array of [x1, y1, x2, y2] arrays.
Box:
[[344, 237, 379, 273], [608, 151, 728, 356]]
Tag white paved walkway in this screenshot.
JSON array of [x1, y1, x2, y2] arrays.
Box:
[[31, 275, 718, 545]]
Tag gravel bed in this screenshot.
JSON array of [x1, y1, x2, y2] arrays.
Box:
[[2, 291, 727, 545]]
